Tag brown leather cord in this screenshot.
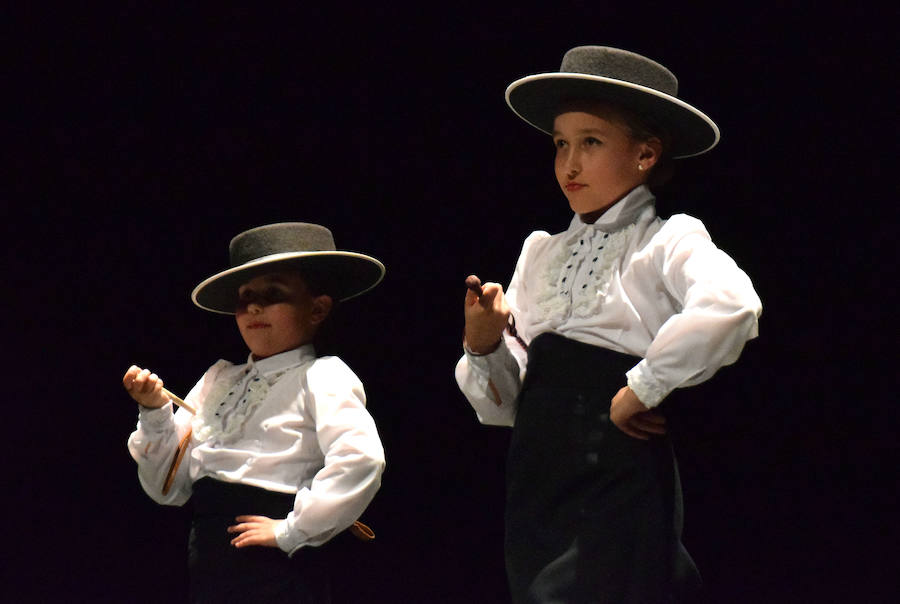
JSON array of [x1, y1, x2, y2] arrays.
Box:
[[506, 315, 529, 352], [349, 520, 375, 541], [488, 380, 504, 407], [162, 427, 193, 495]]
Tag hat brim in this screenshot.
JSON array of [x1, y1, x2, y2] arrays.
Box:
[[506, 73, 719, 158], [191, 251, 386, 314]]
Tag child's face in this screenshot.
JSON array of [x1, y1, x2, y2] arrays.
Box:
[[235, 272, 330, 359], [552, 110, 649, 218]]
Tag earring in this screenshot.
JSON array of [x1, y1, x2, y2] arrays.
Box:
[[637, 163, 645, 171]]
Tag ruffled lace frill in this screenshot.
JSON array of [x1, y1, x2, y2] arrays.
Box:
[[192, 366, 291, 444], [533, 222, 635, 323]]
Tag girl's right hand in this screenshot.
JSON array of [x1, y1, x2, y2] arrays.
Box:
[[463, 275, 511, 355], [610, 386, 667, 440], [123, 365, 170, 409]]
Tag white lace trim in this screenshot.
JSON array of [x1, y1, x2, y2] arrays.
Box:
[[192, 366, 291, 443], [534, 243, 573, 320], [534, 223, 635, 323]]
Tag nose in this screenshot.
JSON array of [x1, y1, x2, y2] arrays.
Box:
[[563, 150, 580, 179], [247, 301, 263, 315]]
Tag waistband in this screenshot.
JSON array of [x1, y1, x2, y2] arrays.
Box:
[[522, 332, 639, 391], [191, 476, 295, 519]]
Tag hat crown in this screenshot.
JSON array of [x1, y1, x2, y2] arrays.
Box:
[[560, 46, 678, 97], [229, 222, 336, 267]]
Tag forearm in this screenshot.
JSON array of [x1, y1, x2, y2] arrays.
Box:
[[276, 358, 387, 553], [127, 402, 192, 505], [455, 334, 523, 426], [635, 219, 762, 406], [275, 443, 385, 553], [628, 304, 760, 407]]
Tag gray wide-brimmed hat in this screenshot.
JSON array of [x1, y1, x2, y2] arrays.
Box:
[[191, 222, 385, 314], [505, 46, 719, 158]]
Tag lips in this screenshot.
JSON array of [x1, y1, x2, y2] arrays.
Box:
[[565, 182, 586, 192], [245, 322, 270, 329]]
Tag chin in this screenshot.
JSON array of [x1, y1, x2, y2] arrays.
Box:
[[567, 197, 601, 215]]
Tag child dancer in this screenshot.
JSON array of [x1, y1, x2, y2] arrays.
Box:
[[456, 46, 762, 603], [125, 222, 386, 603]]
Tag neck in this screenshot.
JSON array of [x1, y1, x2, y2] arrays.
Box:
[[579, 206, 609, 224]]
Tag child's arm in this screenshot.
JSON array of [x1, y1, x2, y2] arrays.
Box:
[[124, 365, 194, 506], [625, 215, 762, 408], [455, 232, 546, 425], [455, 274, 527, 425], [259, 358, 385, 555]]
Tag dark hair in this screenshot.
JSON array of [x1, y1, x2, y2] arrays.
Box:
[[289, 267, 341, 352], [555, 99, 676, 188], [293, 266, 335, 299]]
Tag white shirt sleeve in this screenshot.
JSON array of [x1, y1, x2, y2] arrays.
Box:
[[273, 357, 385, 554], [127, 404, 194, 506], [625, 215, 762, 407], [453, 232, 544, 426], [126, 361, 229, 505], [454, 336, 524, 426]]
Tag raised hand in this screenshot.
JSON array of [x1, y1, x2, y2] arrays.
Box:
[[123, 365, 170, 409], [463, 275, 511, 354]]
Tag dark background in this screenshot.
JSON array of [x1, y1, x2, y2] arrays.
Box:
[[6, 3, 896, 603]]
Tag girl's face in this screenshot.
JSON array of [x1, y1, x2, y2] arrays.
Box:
[[235, 272, 331, 359], [552, 110, 652, 219]]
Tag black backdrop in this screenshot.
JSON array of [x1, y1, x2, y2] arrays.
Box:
[[6, 3, 896, 603]]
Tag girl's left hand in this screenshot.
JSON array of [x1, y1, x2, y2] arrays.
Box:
[[228, 515, 280, 548], [610, 387, 667, 440]]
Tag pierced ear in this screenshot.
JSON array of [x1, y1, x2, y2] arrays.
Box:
[[310, 295, 333, 325], [639, 138, 663, 169]]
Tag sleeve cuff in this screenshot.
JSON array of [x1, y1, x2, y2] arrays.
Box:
[[137, 401, 175, 429], [626, 361, 668, 408], [274, 517, 301, 554], [463, 338, 516, 390], [463, 345, 490, 375]]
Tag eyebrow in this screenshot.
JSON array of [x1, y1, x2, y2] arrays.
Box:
[[551, 127, 610, 137], [238, 275, 291, 293], [261, 275, 290, 285]]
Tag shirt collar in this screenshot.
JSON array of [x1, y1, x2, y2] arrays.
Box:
[[564, 185, 656, 241], [245, 344, 316, 375]]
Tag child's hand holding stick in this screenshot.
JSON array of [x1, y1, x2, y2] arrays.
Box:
[[123, 365, 196, 414], [463, 275, 511, 354]]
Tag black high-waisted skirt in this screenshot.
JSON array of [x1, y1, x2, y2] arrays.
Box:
[[504, 332, 701, 604], [188, 477, 332, 604]]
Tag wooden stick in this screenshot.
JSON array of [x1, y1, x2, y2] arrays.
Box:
[[465, 275, 483, 297], [163, 388, 196, 415]]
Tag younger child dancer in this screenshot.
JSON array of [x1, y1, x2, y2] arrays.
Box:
[[456, 47, 762, 603], [125, 222, 386, 603]]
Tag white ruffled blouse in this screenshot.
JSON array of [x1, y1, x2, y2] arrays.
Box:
[[127, 345, 385, 554], [455, 185, 762, 426]]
